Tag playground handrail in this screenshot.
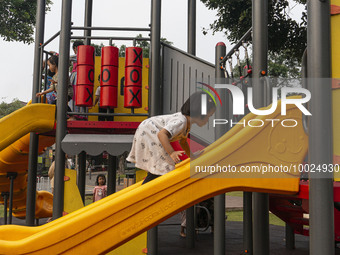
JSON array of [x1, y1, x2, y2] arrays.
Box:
[[220, 27, 252, 65]]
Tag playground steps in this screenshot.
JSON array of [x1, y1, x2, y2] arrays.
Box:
[[269, 181, 340, 241]]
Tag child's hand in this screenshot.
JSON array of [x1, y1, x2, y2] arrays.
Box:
[[49, 79, 56, 84], [170, 151, 185, 164], [36, 92, 43, 97]]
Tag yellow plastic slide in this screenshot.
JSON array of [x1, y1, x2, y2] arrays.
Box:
[[0, 104, 56, 218], [0, 100, 308, 254]]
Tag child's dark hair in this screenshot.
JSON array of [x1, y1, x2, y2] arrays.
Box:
[[73, 40, 84, 50], [181, 91, 216, 118], [95, 174, 106, 185], [48, 55, 58, 68]]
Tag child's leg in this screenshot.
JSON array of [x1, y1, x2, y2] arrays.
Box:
[[142, 172, 161, 184], [180, 210, 186, 237]]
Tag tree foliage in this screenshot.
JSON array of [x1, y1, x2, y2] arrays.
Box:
[[0, 99, 25, 118], [0, 0, 53, 44], [201, 0, 307, 63]]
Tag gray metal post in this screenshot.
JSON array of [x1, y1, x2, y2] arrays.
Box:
[[78, 152, 86, 203], [187, 0, 196, 55], [252, 0, 269, 254], [214, 42, 227, 255], [1, 193, 8, 224], [26, 0, 45, 226], [186, 0, 196, 248], [147, 1, 162, 253], [285, 224, 295, 250], [84, 0, 93, 45], [243, 192, 253, 254], [53, 0, 73, 219], [149, 0, 162, 117], [107, 155, 117, 195], [7, 172, 17, 224], [307, 0, 334, 254]]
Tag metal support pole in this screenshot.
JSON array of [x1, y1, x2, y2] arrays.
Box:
[[252, 0, 269, 254], [186, 0, 196, 248], [285, 224, 295, 250], [1, 192, 9, 225], [7, 172, 17, 224], [307, 0, 334, 254], [147, 227, 158, 255], [187, 0, 196, 55], [26, 0, 46, 227], [186, 207, 195, 248], [147, 1, 162, 254], [149, 0, 162, 117], [243, 192, 253, 254], [107, 155, 117, 195], [53, 0, 72, 219], [84, 0, 93, 45], [214, 42, 227, 255], [78, 152, 86, 203]]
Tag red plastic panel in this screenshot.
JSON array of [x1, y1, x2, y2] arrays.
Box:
[[125, 47, 143, 67], [100, 86, 118, 108], [125, 66, 142, 87], [76, 65, 94, 85], [75, 85, 93, 106], [101, 46, 119, 67], [77, 45, 95, 66], [124, 86, 142, 108], [101, 66, 118, 86]]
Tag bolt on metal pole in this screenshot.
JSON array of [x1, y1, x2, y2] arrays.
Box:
[[252, 0, 269, 254], [214, 42, 227, 255], [26, 0, 46, 226], [307, 0, 334, 254], [53, 0, 73, 219]]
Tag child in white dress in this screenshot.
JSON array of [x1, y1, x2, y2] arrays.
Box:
[[127, 91, 216, 184]]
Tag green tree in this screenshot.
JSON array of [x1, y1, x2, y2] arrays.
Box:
[[0, 99, 25, 118], [0, 0, 53, 44], [201, 0, 307, 63]]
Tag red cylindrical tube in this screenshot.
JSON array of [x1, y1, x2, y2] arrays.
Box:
[[75, 85, 93, 107], [124, 86, 142, 108], [77, 45, 95, 66], [125, 47, 143, 67], [125, 66, 142, 87], [101, 66, 118, 86], [101, 46, 119, 67], [100, 86, 118, 108], [76, 65, 94, 85]]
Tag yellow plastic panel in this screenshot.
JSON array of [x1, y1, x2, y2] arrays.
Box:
[[331, 0, 340, 180]]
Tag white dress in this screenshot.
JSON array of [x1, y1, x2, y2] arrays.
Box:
[[126, 112, 189, 175]]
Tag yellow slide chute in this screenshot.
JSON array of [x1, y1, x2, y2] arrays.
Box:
[[0, 104, 56, 218], [0, 100, 307, 254]]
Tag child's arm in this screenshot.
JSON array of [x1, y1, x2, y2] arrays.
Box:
[[36, 87, 54, 97], [179, 138, 192, 158], [158, 129, 184, 164]]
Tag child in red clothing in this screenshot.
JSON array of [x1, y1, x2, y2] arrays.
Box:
[[93, 174, 107, 202]]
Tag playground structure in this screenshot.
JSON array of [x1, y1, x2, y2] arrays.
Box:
[[0, 0, 338, 255]]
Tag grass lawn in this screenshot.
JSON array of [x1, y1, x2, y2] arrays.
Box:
[[226, 210, 285, 226]]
